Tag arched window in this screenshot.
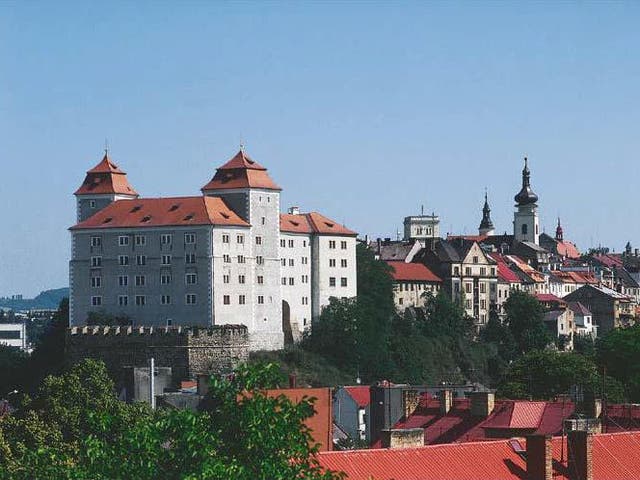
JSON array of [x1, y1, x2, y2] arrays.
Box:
[[522, 224, 528, 235]]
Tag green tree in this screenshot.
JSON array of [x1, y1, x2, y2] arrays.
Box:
[[504, 291, 552, 354], [597, 324, 640, 401], [0, 346, 28, 396]]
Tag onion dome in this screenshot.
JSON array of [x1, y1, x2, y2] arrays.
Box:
[[514, 157, 538, 205]]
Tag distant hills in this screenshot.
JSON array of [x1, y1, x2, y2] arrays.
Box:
[[0, 288, 69, 311]]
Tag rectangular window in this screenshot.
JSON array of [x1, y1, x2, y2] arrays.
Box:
[[136, 255, 146, 266], [223, 254, 231, 263], [161, 255, 171, 265], [480, 283, 486, 293], [302, 257, 308, 265], [341, 259, 348, 267], [119, 236, 129, 246], [480, 299, 486, 309], [237, 234, 244, 244], [238, 295, 246, 305], [258, 295, 264, 305], [261, 216, 266, 225], [256, 255, 264, 265], [491, 267, 496, 276], [281, 258, 287, 267], [185, 233, 196, 244], [186, 273, 197, 285], [289, 277, 294, 286], [119, 275, 128, 286], [119, 255, 129, 266], [91, 236, 102, 247], [161, 295, 171, 305], [480, 267, 486, 276], [341, 241, 347, 249], [186, 294, 197, 305], [135, 235, 146, 246], [91, 277, 101, 288], [237, 255, 245, 264], [289, 259, 294, 267], [303, 240, 307, 247], [238, 274, 245, 284], [118, 295, 128, 306], [91, 296, 102, 306], [257, 275, 264, 284], [465, 299, 471, 309], [465, 267, 472, 276], [329, 240, 336, 249], [288, 239, 294, 248], [186, 253, 196, 264], [256, 236, 262, 245], [222, 234, 230, 243], [223, 295, 230, 305], [341, 277, 348, 287], [465, 283, 472, 293], [161, 234, 172, 245], [135, 295, 145, 306], [135, 275, 146, 286], [280, 239, 286, 248], [329, 259, 336, 267], [473, 256, 478, 264], [329, 277, 336, 287], [160, 274, 171, 285], [281, 277, 287, 285], [223, 274, 230, 284], [91, 256, 102, 267]]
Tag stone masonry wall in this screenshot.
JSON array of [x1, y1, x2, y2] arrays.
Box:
[[66, 324, 249, 387]]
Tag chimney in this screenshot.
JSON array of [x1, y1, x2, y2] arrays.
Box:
[[526, 434, 553, 480], [582, 392, 602, 419], [568, 430, 593, 480], [439, 389, 453, 415], [289, 373, 297, 389], [402, 389, 420, 419], [197, 374, 210, 396], [470, 391, 495, 417], [288, 206, 300, 215], [380, 428, 424, 449]]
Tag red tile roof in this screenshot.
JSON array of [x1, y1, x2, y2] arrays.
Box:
[[280, 212, 357, 236], [202, 150, 281, 191], [74, 153, 138, 196], [508, 402, 546, 428], [71, 196, 249, 229], [557, 240, 580, 259], [386, 262, 442, 283], [318, 432, 640, 480], [534, 293, 566, 304], [488, 253, 521, 283], [344, 386, 371, 408]]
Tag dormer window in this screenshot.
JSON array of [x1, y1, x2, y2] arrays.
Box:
[[90, 200, 96, 208], [131, 205, 142, 213], [169, 204, 180, 212]]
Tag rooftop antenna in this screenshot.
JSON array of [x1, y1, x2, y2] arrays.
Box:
[[421, 204, 424, 216]]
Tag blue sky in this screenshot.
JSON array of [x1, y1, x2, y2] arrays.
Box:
[[1, 2, 639, 296]]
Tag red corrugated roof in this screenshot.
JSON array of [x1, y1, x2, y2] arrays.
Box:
[[71, 196, 249, 229], [508, 402, 546, 428], [202, 150, 281, 191], [344, 386, 370, 408], [74, 153, 138, 196], [319, 432, 640, 480], [386, 262, 442, 283], [280, 212, 357, 236]]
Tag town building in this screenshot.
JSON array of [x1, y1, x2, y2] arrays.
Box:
[[565, 284, 635, 335], [69, 149, 357, 350], [333, 386, 371, 444], [0, 322, 28, 351], [568, 301, 597, 338], [386, 261, 441, 309]]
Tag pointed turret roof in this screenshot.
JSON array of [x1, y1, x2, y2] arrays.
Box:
[[74, 152, 138, 196], [479, 191, 495, 231], [202, 149, 281, 192], [555, 218, 563, 242], [514, 157, 538, 205]]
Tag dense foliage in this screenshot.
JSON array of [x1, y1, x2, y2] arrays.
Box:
[[0, 360, 343, 480], [597, 324, 640, 402]]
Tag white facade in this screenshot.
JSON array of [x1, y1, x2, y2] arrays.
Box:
[[0, 322, 28, 350], [514, 203, 540, 245], [403, 214, 440, 242]]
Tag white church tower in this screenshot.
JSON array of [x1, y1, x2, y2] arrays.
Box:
[[513, 157, 540, 245]]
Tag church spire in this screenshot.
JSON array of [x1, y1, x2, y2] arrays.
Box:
[[478, 190, 495, 236], [555, 217, 563, 242], [514, 156, 539, 205]]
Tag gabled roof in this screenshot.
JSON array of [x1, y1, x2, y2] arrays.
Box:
[[74, 153, 138, 196], [319, 432, 640, 480], [280, 212, 357, 236], [201, 150, 281, 191], [568, 301, 592, 317], [70, 196, 249, 230], [487, 253, 521, 283], [386, 262, 442, 283], [535, 293, 566, 305], [343, 386, 371, 408], [373, 241, 422, 262]]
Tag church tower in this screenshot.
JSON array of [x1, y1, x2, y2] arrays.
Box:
[[74, 151, 138, 222], [555, 218, 564, 242], [478, 191, 495, 236], [513, 157, 540, 244]]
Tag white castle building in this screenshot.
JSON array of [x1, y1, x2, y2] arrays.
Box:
[[69, 148, 357, 350]]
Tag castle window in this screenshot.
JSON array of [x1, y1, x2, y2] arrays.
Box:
[[341, 277, 348, 287], [282, 277, 286, 285], [329, 240, 336, 249], [256, 256, 264, 265], [222, 234, 230, 243], [280, 239, 286, 248], [288, 239, 294, 248], [258, 295, 264, 305], [238, 295, 246, 305], [261, 217, 266, 225], [522, 224, 528, 235], [135, 235, 146, 246], [91, 296, 102, 306], [223, 274, 230, 284], [257, 275, 264, 284], [119, 255, 129, 266], [161, 255, 171, 265], [161, 295, 171, 305], [186, 294, 197, 305], [237, 235, 244, 244], [185, 233, 196, 245], [186, 273, 197, 285], [135, 275, 146, 286], [302, 256, 308, 265], [119, 275, 128, 286], [256, 236, 262, 245], [161, 274, 171, 285], [289, 277, 294, 286], [91, 256, 102, 268], [161, 234, 172, 245], [341, 259, 348, 268], [136, 255, 146, 266], [238, 275, 245, 284], [119, 236, 130, 246], [135, 295, 146, 306], [303, 240, 307, 247], [118, 295, 128, 306], [237, 255, 245, 264], [329, 277, 336, 287], [329, 259, 336, 267], [186, 253, 196, 264], [90, 200, 96, 208], [91, 277, 102, 288], [223, 254, 231, 263], [223, 295, 230, 305], [281, 258, 287, 267], [90, 236, 102, 247], [289, 259, 294, 266]]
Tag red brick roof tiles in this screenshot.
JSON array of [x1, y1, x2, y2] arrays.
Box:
[[202, 150, 282, 191], [344, 386, 371, 408], [386, 262, 442, 283], [71, 196, 249, 230], [279, 212, 357, 236], [488, 253, 521, 283], [74, 153, 138, 196]]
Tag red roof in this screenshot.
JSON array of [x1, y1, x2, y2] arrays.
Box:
[[557, 240, 580, 259], [280, 212, 357, 236], [385, 262, 442, 283], [488, 253, 521, 283], [534, 293, 565, 304], [202, 150, 281, 191], [74, 153, 138, 196], [344, 386, 371, 408], [318, 432, 640, 480], [71, 196, 249, 229]]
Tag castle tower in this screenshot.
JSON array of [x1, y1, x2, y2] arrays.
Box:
[[555, 218, 564, 242], [478, 191, 495, 236], [513, 157, 540, 244], [202, 149, 284, 350], [74, 151, 138, 222]]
